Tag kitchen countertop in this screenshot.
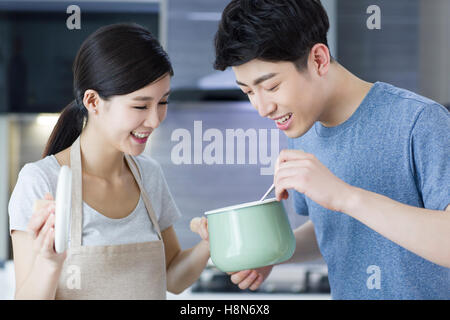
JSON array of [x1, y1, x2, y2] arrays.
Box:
[[1, 260, 331, 300], [0, 260, 14, 300]]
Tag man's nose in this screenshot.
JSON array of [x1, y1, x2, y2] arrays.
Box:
[[254, 94, 276, 118]]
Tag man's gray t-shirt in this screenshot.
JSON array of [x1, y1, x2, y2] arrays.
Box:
[[8, 153, 181, 246], [288, 81, 450, 299]]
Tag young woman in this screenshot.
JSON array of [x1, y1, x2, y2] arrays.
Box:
[[8, 23, 209, 299]]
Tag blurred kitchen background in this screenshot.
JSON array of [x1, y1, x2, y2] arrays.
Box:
[[0, 0, 449, 299]]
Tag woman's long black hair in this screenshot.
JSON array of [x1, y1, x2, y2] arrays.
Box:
[[42, 23, 173, 157]]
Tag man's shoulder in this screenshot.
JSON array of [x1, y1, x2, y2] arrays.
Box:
[[376, 82, 436, 105], [373, 82, 444, 116]]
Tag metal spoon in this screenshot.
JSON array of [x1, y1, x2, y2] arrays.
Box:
[[259, 183, 275, 202]]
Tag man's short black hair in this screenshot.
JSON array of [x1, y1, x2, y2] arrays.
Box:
[[214, 0, 332, 71]]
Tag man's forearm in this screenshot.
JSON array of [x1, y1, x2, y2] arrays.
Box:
[[343, 186, 450, 268], [282, 220, 323, 264]]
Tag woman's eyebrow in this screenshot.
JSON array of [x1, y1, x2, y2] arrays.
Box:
[[132, 91, 171, 101], [236, 73, 278, 87]]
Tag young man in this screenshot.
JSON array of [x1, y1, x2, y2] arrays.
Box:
[[214, 0, 450, 299]]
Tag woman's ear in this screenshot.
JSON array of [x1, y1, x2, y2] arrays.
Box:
[[82, 89, 101, 115]]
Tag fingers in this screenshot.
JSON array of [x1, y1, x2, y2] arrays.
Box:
[[230, 270, 251, 287], [277, 149, 310, 164], [29, 195, 64, 262], [275, 176, 305, 201], [274, 157, 315, 201], [237, 270, 258, 290], [28, 201, 55, 238], [274, 159, 312, 183], [276, 159, 312, 171], [276, 189, 289, 201], [44, 192, 54, 201], [36, 214, 55, 251], [199, 217, 209, 241], [190, 217, 209, 241], [274, 165, 310, 200], [249, 273, 264, 291], [230, 270, 261, 291], [43, 226, 55, 253], [32, 199, 54, 213], [190, 217, 201, 233]]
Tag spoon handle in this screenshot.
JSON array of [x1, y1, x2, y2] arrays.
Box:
[[259, 183, 275, 202]]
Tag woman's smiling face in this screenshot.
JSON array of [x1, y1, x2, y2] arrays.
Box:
[[92, 73, 171, 156]]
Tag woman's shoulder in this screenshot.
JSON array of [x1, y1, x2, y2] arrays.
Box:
[[131, 153, 166, 186], [133, 152, 160, 167], [18, 155, 60, 184], [133, 153, 162, 174], [9, 156, 59, 232]]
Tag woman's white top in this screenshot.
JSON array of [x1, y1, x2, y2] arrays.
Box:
[[8, 154, 181, 246]]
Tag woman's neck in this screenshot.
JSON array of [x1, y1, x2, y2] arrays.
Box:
[[79, 128, 128, 182]]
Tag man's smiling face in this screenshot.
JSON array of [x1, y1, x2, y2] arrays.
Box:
[[233, 59, 326, 139]]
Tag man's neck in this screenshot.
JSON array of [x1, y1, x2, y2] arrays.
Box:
[[319, 63, 373, 128]]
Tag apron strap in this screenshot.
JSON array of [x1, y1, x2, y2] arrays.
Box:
[[68, 135, 163, 247], [124, 154, 163, 240], [69, 136, 83, 248]]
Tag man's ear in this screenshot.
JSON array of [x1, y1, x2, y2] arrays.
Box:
[[309, 43, 331, 77]]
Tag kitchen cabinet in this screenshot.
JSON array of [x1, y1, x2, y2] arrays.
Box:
[[0, 0, 165, 113]]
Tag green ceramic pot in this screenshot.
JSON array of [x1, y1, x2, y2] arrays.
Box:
[[205, 198, 296, 272]]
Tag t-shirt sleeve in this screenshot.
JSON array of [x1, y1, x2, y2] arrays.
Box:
[[410, 103, 450, 211], [155, 163, 182, 231], [292, 190, 309, 216], [8, 163, 53, 234]]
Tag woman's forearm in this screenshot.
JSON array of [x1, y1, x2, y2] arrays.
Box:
[[166, 240, 210, 294], [15, 255, 62, 300]]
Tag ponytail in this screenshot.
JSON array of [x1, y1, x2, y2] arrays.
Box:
[[42, 100, 87, 158]]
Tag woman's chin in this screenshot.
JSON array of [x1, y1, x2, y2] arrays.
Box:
[[127, 146, 146, 157]]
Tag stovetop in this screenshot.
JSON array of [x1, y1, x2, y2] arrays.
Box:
[[189, 261, 330, 295]]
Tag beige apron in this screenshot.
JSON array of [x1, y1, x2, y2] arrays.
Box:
[[55, 136, 167, 300]]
